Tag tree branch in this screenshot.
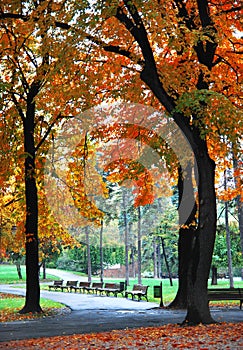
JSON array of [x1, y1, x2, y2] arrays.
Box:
[[35, 115, 74, 151], [194, 0, 217, 69]]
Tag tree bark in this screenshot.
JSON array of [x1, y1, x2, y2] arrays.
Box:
[[223, 168, 234, 287], [157, 241, 161, 278], [16, 261, 23, 280], [184, 146, 216, 324], [122, 190, 130, 286], [137, 206, 142, 284], [168, 166, 197, 309], [42, 260, 46, 280], [100, 221, 104, 284], [161, 237, 173, 287], [211, 266, 218, 285], [20, 90, 42, 314], [153, 236, 158, 279], [233, 154, 243, 279], [225, 201, 234, 288], [85, 226, 92, 283]]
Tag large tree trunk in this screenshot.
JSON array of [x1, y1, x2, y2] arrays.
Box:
[[233, 154, 243, 279], [169, 166, 197, 309], [184, 144, 216, 324], [140, 65, 217, 324], [20, 93, 42, 314]]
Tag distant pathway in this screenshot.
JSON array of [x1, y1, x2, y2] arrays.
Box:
[[45, 268, 87, 282]]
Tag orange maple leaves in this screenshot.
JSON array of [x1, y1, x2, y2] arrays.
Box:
[[0, 322, 242, 349]]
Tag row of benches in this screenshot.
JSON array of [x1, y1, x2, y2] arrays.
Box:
[[48, 280, 243, 307], [48, 280, 149, 301]]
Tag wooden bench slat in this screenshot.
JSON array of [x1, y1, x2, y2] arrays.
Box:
[[97, 283, 124, 297], [125, 284, 149, 302], [73, 281, 91, 293], [85, 282, 103, 294], [48, 280, 64, 291], [207, 288, 243, 309], [61, 280, 78, 292]]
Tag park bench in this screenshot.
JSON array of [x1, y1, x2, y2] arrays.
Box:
[[125, 284, 149, 301], [60, 280, 78, 292], [207, 288, 243, 309], [85, 282, 103, 294], [97, 283, 124, 297], [48, 280, 64, 291], [71, 281, 91, 293]]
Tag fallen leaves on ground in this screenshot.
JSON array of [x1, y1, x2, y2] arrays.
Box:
[[0, 322, 242, 349]]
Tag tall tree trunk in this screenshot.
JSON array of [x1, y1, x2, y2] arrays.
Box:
[[122, 190, 130, 286], [225, 202, 234, 288], [161, 237, 173, 287], [157, 241, 161, 279], [100, 221, 104, 284], [85, 226, 92, 283], [42, 260, 46, 280], [16, 261, 23, 280], [153, 236, 158, 279], [224, 170, 234, 288], [184, 144, 216, 324], [130, 246, 135, 278], [168, 166, 197, 309], [211, 265, 218, 285], [137, 206, 142, 284], [20, 91, 42, 314], [233, 154, 243, 279]]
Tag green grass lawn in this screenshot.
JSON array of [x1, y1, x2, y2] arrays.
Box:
[[92, 277, 179, 304], [0, 264, 66, 313], [44, 269, 243, 304], [1, 264, 243, 307], [0, 295, 64, 312], [89, 276, 243, 304], [0, 264, 60, 284]]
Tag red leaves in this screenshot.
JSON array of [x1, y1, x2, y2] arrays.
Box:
[[0, 323, 242, 349]]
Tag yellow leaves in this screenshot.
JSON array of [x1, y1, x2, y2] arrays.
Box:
[[66, 139, 108, 226]]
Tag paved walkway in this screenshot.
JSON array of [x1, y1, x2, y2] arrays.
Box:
[[0, 270, 242, 342]]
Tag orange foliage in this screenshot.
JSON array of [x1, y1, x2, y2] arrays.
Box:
[[0, 322, 242, 349]]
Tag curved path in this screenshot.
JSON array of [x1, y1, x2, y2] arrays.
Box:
[[0, 269, 242, 342]]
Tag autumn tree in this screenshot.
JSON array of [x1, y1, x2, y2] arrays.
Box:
[[0, 1, 97, 313], [75, 0, 242, 324]]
